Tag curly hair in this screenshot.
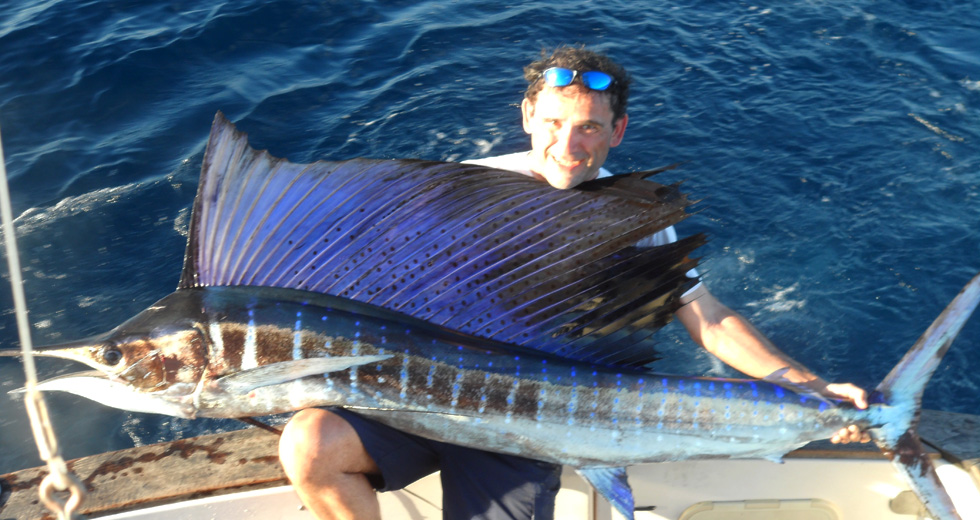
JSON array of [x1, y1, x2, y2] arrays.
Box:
[[523, 46, 631, 122]]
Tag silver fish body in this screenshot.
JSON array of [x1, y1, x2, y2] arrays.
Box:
[[37, 285, 868, 470], [19, 276, 979, 520]]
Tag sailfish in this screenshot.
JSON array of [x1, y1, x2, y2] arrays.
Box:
[[4, 112, 976, 520]]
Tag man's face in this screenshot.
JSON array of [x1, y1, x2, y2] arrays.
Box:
[[522, 86, 628, 189]]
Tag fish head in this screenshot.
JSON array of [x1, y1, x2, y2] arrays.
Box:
[[31, 291, 210, 393]]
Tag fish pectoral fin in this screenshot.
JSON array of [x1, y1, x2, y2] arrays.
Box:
[[576, 466, 636, 520], [215, 355, 393, 394]]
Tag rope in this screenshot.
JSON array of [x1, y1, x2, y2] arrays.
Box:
[[0, 124, 87, 519]]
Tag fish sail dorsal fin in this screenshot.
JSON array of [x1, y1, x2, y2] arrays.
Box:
[[179, 112, 703, 366]]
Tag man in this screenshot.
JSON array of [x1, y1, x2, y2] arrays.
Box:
[[278, 46, 870, 520]]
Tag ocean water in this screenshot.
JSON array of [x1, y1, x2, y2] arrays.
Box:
[[0, 0, 978, 476]]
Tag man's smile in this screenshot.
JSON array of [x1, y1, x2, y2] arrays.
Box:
[[550, 156, 584, 168]]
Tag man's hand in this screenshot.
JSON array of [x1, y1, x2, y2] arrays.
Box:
[[831, 424, 871, 444], [823, 383, 872, 444]]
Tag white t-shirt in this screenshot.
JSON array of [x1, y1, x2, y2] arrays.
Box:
[[464, 151, 701, 290]]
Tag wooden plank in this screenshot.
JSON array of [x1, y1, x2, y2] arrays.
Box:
[[1, 427, 284, 520], [919, 409, 980, 461], [919, 409, 980, 486]]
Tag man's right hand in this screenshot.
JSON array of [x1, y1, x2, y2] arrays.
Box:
[[822, 383, 871, 444]]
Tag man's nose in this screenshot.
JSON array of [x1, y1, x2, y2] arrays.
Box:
[[554, 126, 577, 155]]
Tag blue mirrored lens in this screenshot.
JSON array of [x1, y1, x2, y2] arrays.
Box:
[[543, 67, 575, 87], [581, 71, 613, 91], [542, 68, 613, 91]]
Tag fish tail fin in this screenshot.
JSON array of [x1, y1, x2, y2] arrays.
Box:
[[871, 272, 980, 520]]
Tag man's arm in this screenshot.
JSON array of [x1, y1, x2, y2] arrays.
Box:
[[674, 285, 870, 444]]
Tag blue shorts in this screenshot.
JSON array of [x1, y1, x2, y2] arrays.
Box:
[[332, 408, 562, 520]]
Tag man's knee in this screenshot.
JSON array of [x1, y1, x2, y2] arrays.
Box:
[[279, 409, 350, 478]]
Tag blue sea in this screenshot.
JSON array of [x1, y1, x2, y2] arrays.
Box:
[[1, 0, 978, 476]]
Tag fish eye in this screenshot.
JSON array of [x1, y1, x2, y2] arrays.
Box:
[[101, 345, 123, 366]]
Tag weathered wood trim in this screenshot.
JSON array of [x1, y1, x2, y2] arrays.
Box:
[[1, 427, 285, 520]]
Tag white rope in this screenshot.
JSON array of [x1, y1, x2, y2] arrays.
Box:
[[0, 124, 86, 519]]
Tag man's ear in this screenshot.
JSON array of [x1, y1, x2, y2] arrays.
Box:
[[521, 98, 534, 134], [610, 113, 629, 147]]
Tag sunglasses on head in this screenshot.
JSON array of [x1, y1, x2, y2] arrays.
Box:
[[541, 67, 614, 91]]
